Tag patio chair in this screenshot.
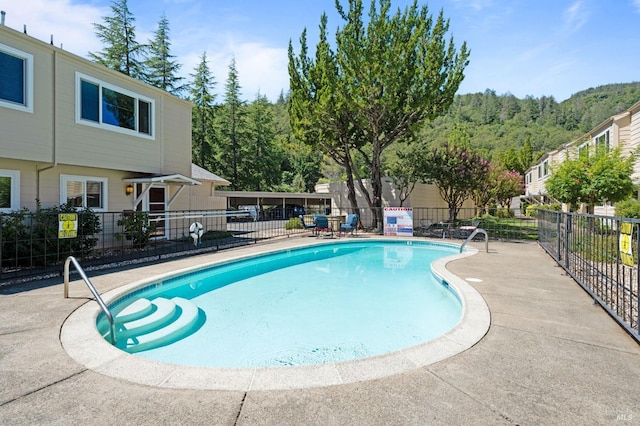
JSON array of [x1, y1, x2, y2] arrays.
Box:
[[314, 214, 333, 237], [455, 220, 480, 239], [299, 215, 317, 235], [339, 214, 359, 236], [419, 219, 441, 238]]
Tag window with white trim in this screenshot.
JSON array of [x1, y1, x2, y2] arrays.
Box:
[[537, 160, 549, 179], [595, 130, 610, 151], [76, 72, 154, 138], [0, 43, 33, 113], [0, 170, 20, 212], [578, 141, 589, 158], [60, 175, 108, 211]]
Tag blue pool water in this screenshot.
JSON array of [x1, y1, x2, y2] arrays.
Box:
[[101, 240, 462, 368]]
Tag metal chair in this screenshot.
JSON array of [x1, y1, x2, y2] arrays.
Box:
[[339, 214, 359, 236]]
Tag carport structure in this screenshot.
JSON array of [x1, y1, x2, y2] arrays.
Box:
[[221, 190, 334, 218]]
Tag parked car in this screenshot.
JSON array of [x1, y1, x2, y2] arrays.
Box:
[[265, 204, 305, 220]]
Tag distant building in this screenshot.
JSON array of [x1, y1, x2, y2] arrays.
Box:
[[523, 100, 640, 214]]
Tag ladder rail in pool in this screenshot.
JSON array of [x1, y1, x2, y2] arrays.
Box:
[[63, 256, 116, 344], [460, 228, 488, 253]]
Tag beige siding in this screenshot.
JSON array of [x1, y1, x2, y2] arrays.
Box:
[[1, 24, 199, 217], [629, 103, 640, 183], [1, 24, 192, 177], [189, 183, 227, 210], [161, 98, 192, 177], [0, 29, 53, 162]]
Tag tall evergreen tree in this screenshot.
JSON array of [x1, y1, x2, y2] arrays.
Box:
[[216, 58, 248, 190], [89, 0, 145, 79], [245, 94, 281, 191], [144, 14, 186, 96], [189, 52, 216, 170]]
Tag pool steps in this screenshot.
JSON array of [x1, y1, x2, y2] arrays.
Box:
[[110, 297, 200, 353]]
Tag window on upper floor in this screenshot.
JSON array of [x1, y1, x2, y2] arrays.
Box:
[[578, 142, 589, 158], [537, 160, 549, 179], [0, 43, 33, 113], [595, 130, 610, 151], [76, 72, 154, 138], [0, 170, 20, 212], [60, 174, 108, 211]]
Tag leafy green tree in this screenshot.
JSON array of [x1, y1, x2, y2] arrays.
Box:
[[417, 143, 490, 222], [493, 168, 524, 208], [89, 0, 146, 79], [216, 58, 249, 190], [386, 144, 419, 206], [545, 146, 635, 214], [144, 14, 186, 96], [289, 0, 469, 227], [189, 52, 217, 170]]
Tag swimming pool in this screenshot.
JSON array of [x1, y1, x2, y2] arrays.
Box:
[[62, 238, 490, 390], [97, 240, 462, 368]]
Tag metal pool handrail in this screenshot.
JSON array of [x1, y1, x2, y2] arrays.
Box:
[[63, 256, 116, 344], [460, 228, 489, 253]]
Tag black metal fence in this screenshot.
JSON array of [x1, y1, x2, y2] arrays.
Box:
[[1, 206, 538, 284], [538, 209, 640, 343], [0, 209, 311, 283]]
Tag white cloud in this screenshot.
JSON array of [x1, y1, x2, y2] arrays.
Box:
[[563, 1, 589, 32], [633, 0, 640, 14], [181, 35, 289, 102], [451, 0, 495, 12], [1, 0, 103, 55]]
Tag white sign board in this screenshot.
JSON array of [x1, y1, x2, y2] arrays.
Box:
[[383, 207, 414, 236]]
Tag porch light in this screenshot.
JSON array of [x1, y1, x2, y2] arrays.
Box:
[[125, 184, 134, 196]]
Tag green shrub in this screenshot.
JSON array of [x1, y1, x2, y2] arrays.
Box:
[[116, 211, 154, 248], [285, 217, 303, 230], [525, 204, 539, 218], [0, 208, 30, 268], [614, 198, 640, 219], [1, 203, 102, 267], [496, 208, 514, 218]]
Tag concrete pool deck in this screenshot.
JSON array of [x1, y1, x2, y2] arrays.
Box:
[[1, 238, 639, 425]]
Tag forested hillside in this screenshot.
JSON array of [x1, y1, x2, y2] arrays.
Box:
[[415, 82, 640, 163]]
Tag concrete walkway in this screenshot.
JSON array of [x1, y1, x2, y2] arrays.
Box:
[[1, 240, 638, 425]]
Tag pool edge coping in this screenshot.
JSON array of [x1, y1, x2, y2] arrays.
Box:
[[60, 237, 490, 391]]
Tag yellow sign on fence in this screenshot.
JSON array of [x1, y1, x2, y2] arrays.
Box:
[[58, 213, 78, 239], [619, 222, 634, 266]]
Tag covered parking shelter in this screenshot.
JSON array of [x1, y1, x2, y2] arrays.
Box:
[[221, 190, 333, 218]]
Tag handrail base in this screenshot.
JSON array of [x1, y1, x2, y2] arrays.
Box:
[[460, 228, 488, 253]]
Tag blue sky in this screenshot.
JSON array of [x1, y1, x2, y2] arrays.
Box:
[[4, 0, 640, 102]]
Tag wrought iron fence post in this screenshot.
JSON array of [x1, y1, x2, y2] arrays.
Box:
[[556, 211, 561, 261], [564, 213, 571, 270], [636, 223, 640, 336]]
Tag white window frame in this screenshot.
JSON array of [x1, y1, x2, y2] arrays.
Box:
[[60, 174, 108, 211], [537, 160, 549, 180], [0, 43, 33, 113], [74, 72, 155, 140], [594, 130, 610, 150], [0, 170, 20, 212], [578, 141, 589, 157]]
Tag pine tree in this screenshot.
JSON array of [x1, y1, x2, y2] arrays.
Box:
[[189, 52, 216, 170], [89, 0, 145, 79], [245, 93, 281, 191], [144, 14, 186, 96], [216, 58, 248, 190]]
